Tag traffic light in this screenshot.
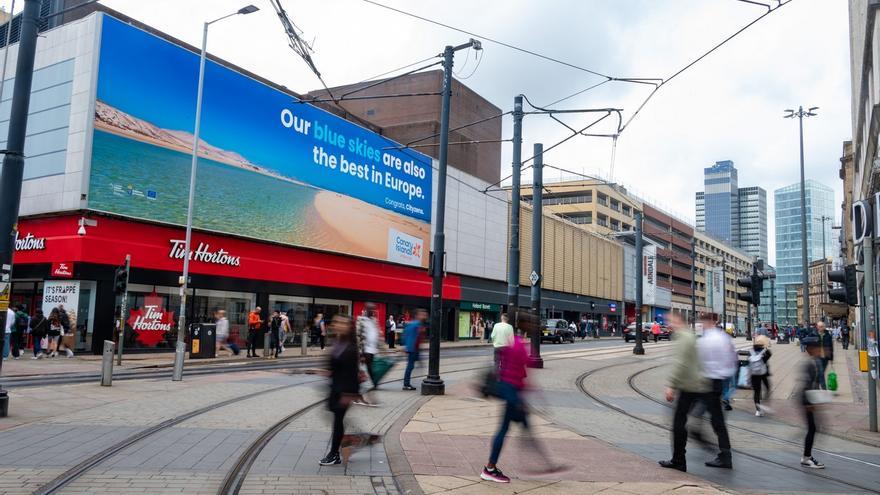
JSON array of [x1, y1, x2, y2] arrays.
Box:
[[828, 264, 858, 306], [736, 266, 763, 306], [114, 265, 129, 295]]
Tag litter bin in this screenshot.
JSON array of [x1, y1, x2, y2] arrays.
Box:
[[735, 349, 751, 389], [190, 323, 217, 359]]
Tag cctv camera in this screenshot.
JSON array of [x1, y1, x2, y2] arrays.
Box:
[[77, 225, 86, 236]]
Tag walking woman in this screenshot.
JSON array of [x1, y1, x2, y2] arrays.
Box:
[[312, 313, 327, 350], [800, 336, 826, 468], [481, 310, 536, 483], [46, 309, 62, 358], [750, 334, 772, 416], [29, 309, 47, 359], [319, 315, 359, 466]]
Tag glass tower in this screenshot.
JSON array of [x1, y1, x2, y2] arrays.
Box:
[[774, 180, 835, 325]]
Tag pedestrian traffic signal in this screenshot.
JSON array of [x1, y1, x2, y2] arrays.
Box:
[[114, 265, 129, 295], [828, 264, 858, 306]]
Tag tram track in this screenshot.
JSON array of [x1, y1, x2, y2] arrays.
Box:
[[575, 359, 880, 494]]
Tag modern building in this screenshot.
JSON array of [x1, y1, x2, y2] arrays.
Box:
[[695, 161, 768, 262], [773, 180, 835, 325]]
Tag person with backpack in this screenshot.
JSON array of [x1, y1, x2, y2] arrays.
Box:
[[11, 305, 29, 359], [29, 309, 48, 359], [750, 334, 773, 417]]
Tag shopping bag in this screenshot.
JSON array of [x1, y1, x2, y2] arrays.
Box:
[[370, 355, 395, 384], [477, 368, 502, 398], [806, 389, 832, 405], [827, 369, 838, 391], [736, 365, 751, 389]]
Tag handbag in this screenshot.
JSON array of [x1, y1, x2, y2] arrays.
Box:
[[478, 368, 502, 398], [370, 355, 395, 384], [805, 389, 832, 405]]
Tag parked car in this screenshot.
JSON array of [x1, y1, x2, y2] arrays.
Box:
[[623, 322, 652, 343], [541, 319, 575, 344]]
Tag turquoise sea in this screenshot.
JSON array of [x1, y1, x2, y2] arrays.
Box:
[[88, 130, 321, 245]]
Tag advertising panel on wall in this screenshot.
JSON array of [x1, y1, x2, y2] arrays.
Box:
[[42, 280, 79, 327], [709, 266, 724, 314], [87, 15, 432, 268]]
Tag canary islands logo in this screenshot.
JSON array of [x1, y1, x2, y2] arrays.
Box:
[[387, 228, 423, 267]]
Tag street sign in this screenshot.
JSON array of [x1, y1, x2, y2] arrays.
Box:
[[529, 270, 540, 286], [0, 281, 9, 312]]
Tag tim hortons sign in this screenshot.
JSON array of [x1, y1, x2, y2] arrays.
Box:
[[168, 239, 241, 267]]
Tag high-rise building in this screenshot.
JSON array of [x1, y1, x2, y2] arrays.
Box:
[[774, 180, 836, 325], [695, 161, 768, 262]]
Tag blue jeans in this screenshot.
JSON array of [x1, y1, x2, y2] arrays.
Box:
[[2, 332, 8, 358], [722, 376, 736, 402], [403, 351, 418, 387], [489, 381, 528, 464], [33, 335, 42, 356]]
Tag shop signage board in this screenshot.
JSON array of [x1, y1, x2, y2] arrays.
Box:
[[87, 15, 432, 269], [51, 262, 74, 278], [42, 281, 80, 328], [460, 302, 501, 312], [14, 232, 45, 251], [127, 291, 175, 347]]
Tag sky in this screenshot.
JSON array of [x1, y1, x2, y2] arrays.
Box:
[[37, 0, 850, 266]]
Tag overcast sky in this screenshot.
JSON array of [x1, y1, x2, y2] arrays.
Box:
[[37, 0, 850, 265]]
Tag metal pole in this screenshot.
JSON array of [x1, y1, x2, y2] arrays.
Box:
[[0, 0, 41, 417], [421, 45, 455, 396], [863, 235, 878, 431], [770, 278, 776, 333], [507, 95, 523, 322], [0, 0, 17, 103], [529, 143, 544, 368], [117, 254, 130, 366], [173, 21, 209, 382], [690, 237, 696, 329], [798, 107, 810, 326], [821, 215, 827, 323], [633, 211, 645, 355]]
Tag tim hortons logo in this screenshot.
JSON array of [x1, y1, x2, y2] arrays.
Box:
[[168, 239, 241, 267], [52, 263, 73, 278], [127, 294, 176, 347], [14, 232, 45, 251]]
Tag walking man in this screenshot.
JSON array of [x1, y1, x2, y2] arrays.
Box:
[[355, 304, 380, 405], [491, 313, 514, 364], [402, 309, 427, 391], [269, 310, 283, 358], [659, 314, 709, 472], [840, 321, 851, 350], [386, 314, 396, 349], [247, 306, 262, 358], [695, 317, 736, 469]]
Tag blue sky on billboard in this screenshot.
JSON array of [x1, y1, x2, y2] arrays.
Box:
[[95, 15, 432, 224]]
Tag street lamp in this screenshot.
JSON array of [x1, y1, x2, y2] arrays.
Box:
[[173, 4, 259, 382], [784, 106, 817, 327]]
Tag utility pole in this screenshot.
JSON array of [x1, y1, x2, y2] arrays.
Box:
[[423, 40, 478, 396], [861, 234, 878, 431], [0, 0, 42, 418], [770, 278, 776, 332], [528, 143, 544, 368], [785, 106, 817, 326], [690, 237, 696, 329], [507, 95, 523, 322], [633, 211, 645, 355]]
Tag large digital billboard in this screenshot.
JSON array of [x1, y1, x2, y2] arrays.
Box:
[[87, 16, 432, 268]]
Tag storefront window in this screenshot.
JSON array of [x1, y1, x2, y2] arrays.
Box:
[[40, 280, 96, 353], [122, 284, 190, 350], [191, 288, 256, 348], [270, 295, 310, 343], [313, 298, 351, 338], [457, 303, 500, 340]]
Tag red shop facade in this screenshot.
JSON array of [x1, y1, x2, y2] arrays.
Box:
[[10, 214, 461, 354]]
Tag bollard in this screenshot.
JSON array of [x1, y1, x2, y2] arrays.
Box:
[[101, 340, 115, 387], [302, 330, 308, 356], [263, 331, 270, 358]]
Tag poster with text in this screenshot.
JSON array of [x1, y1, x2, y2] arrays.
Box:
[[87, 15, 432, 268], [642, 244, 657, 306], [42, 280, 79, 329]]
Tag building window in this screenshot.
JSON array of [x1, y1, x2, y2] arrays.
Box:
[[597, 214, 608, 227], [610, 199, 620, 211], [598, 193, 608, 207]]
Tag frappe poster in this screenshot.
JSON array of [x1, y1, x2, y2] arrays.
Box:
[[88, 15, 432, 268]]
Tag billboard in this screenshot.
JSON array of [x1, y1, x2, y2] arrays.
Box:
[[642, 244, 657, 305], [709, 266, 725, 314], [87, 16, 432, 268]]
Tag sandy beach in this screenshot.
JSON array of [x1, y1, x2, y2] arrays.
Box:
[[313, 190, 431, 268]]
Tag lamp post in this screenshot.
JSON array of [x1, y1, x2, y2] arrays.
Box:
[[173, 4, 259, 382], [784, 106, 817, 327]]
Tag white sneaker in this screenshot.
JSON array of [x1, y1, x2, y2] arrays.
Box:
[[755, 409, 764, 417], [801, 456, 825, 469], [31, 356, 38, 360], [65, 349, 74, 358]]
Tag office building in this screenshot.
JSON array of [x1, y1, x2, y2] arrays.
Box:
[[774, 180, 835, 325], [695, 161, 769, 262]]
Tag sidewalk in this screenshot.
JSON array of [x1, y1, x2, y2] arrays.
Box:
[[0, 338, 503, 378], [730, 338, 880, 447], [391, 382, 736, 495]]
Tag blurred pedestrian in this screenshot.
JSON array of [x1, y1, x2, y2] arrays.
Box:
[[279, 312, 291, 353], [659, 314, 709, 472], [696, 317, 736, 469], [578, 317, 587, 340], [386, 314, 396, 349], [269, 310, 282, 358], [312, 313, 326, 350], [402, 309, 427, 391], [652, 320, 661, 343], [46, 309, 62, 358], [215, 309, 239, 356], [319, 315, 360, 466], [817, 322, 833, 390], [354, 304, 379, 406], [491, 313, 514, 364], [3, 306, 13, 358], [11, 304, 29, 359], [481, 310, 536, 483], [246, 306, 262, 358], [840, 321, 851, 350], [750, 334, 772, 416], [800, 335, 826, 469], [29, 309, 47, 359]]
